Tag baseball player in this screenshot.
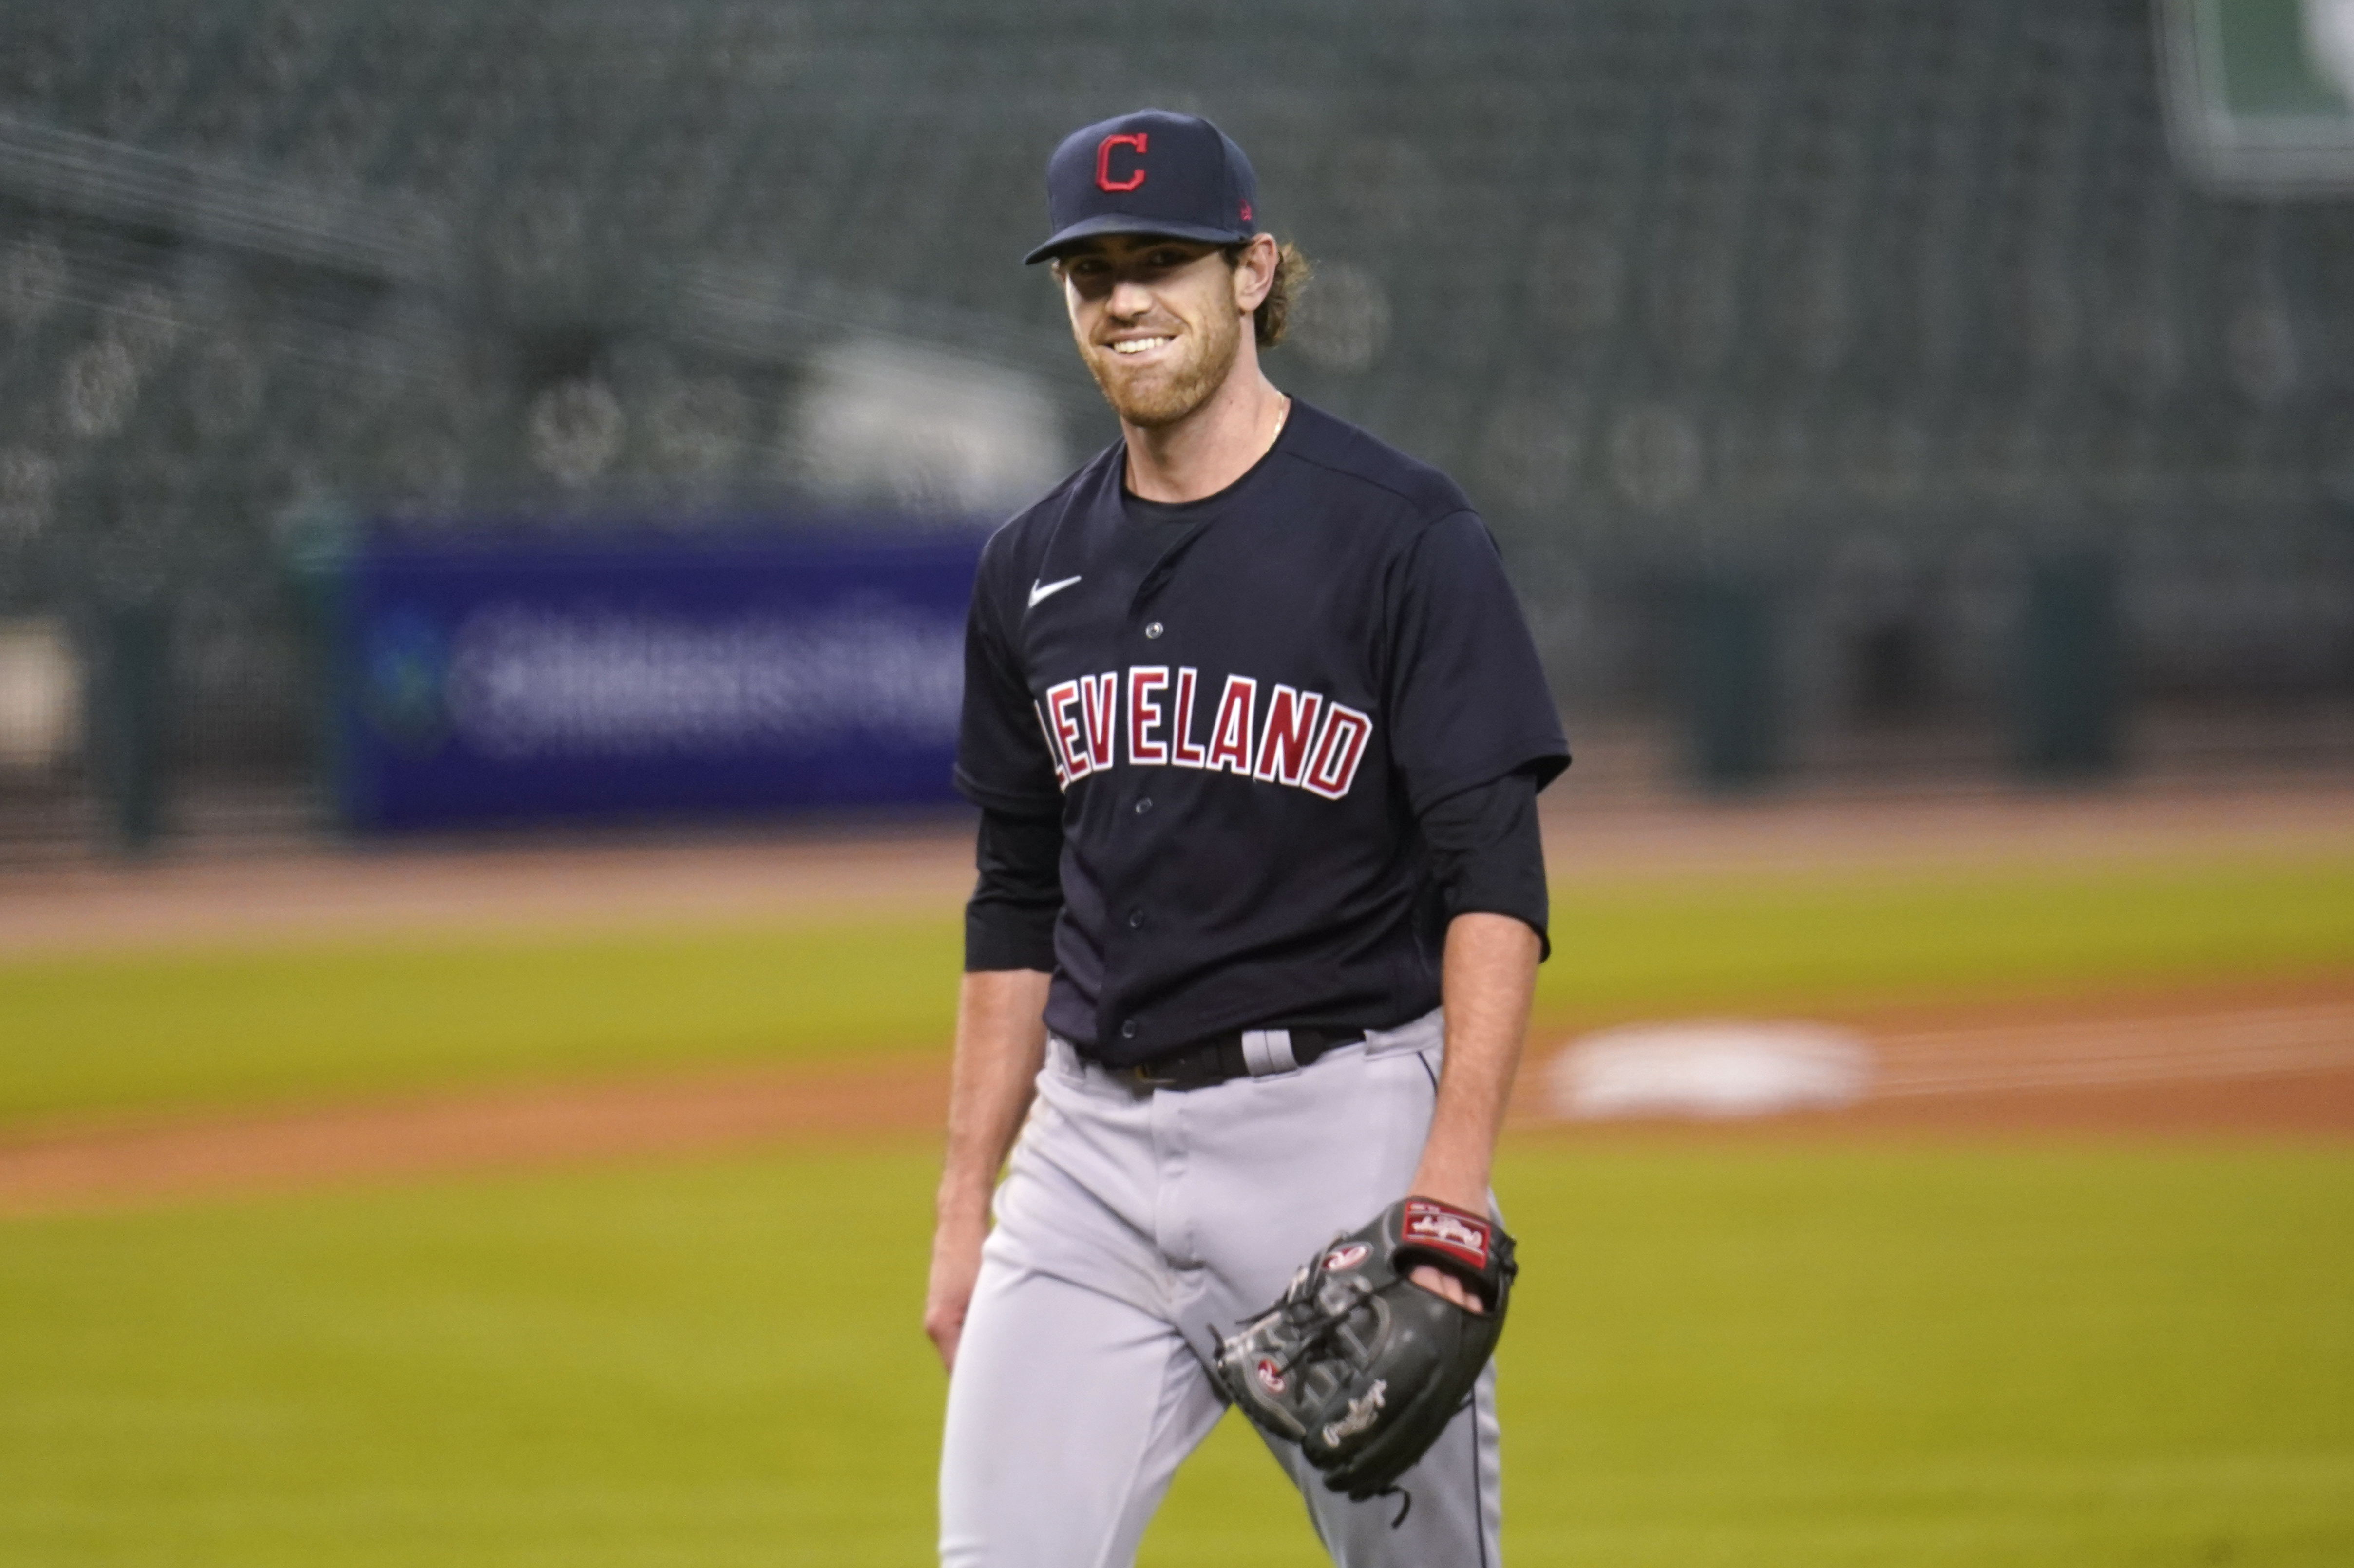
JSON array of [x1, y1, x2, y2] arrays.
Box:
[[926, 108, 1567, 1567]]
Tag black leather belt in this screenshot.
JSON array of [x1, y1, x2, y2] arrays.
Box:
[[1122, 1026, 1365, 1091]]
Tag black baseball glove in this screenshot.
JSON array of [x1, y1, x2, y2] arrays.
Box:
[[1212, 1197, 1516, 1501]]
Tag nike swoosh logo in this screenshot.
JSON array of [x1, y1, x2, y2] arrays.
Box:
[[1028, 575, 1082, 609]]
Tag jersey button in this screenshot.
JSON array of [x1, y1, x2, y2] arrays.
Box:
[[1144, 621, 1164, 639], [1134, 797, 1152, 814], [1127, 909, 1144, 929], [1120, 1019, 1139, 1039]]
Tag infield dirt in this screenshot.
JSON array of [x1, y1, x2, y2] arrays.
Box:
[[6, 777, 2351, 958]]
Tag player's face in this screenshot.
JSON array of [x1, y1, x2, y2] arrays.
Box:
[[1057, 236, 1246, 429]]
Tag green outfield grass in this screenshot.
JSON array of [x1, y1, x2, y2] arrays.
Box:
[[2, 1142, 2348, 1566], [0, 920, 964, 1126], [3, 854, 2352, 1127]]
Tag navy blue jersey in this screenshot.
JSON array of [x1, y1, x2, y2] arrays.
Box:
[[955, 401, 1567, 1065]]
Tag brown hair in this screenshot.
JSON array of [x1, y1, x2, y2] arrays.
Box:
[[1227, 239, 1312, 348]]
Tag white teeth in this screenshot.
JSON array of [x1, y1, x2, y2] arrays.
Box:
[[1111, 337, 1172, 355]]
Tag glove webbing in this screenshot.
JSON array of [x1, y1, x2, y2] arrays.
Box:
[[1246, 1269, 1426, 1531], [1259, 1269, 1374, 1383]]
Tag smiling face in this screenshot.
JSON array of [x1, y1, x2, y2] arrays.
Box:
[[1055, 234, 1269, 429]]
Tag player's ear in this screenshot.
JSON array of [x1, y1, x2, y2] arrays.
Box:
[[1053, 256, 1090, 331], [1231, 234, 1278, 315]]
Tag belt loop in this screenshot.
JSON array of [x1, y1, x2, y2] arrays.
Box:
[[1239, 1027, 1299, 1077]]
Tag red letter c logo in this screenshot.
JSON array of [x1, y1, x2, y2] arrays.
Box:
[[1095, 132, 1148, 192]]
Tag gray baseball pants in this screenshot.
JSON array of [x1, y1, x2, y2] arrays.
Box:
[[938, 1008, 1503, 1567]]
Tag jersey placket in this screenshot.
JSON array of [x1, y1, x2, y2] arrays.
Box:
[[1090, 516, 1216, 1056]]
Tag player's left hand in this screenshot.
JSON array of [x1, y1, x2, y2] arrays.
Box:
[[1401, 1181, 1493, 1312], [1409, 1262, 1487, 1314]]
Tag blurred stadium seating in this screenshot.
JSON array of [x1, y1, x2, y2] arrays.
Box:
[[0, 0, 2349, 852]]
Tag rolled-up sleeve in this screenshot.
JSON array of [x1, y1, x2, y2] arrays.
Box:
[[964, 805, 1064, 972], [1419, 765, 1551, 958]]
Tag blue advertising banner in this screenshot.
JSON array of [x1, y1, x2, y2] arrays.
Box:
[[338, 528, 982, 831]]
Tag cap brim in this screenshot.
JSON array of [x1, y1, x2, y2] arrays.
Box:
[[1023, 213, 1252, 265]]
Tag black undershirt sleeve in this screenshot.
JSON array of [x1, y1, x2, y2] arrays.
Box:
[[964, 806, 1065, 972], [1419, 765, 1552, 959]]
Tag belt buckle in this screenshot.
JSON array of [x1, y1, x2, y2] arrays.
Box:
[[1127, 1062, 1177, 1090]]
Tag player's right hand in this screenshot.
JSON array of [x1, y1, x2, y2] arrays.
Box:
[[924, 1214, 989, 1372]]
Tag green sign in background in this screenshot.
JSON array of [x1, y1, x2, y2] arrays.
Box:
[[2208, 0, 2354, 117]]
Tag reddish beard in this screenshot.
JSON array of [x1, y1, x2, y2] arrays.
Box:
[[1082, 305, 1243, 429]]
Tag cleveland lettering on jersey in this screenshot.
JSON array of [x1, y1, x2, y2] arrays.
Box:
[[1031, 665, 1375, 801]]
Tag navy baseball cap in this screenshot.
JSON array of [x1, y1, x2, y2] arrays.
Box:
[[1024, 109, 1260, 264]]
